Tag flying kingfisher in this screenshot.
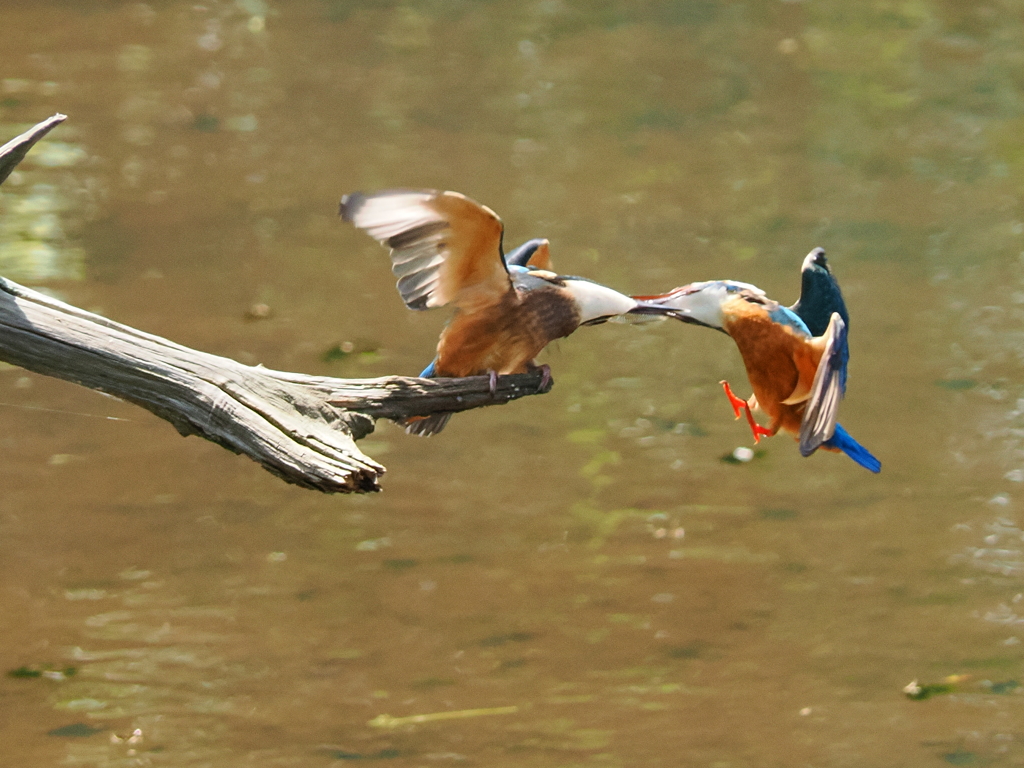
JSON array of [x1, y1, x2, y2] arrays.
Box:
[[636, 249, 880, 472], [340, 188, 675, 435]]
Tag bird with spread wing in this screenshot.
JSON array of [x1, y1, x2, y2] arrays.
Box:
[[635, 249, 880, 472], [341, 189, 676, 435]]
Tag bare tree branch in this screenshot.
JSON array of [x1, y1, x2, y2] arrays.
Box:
[[0, 115, 552, 493], [0, 113, 66, 185]]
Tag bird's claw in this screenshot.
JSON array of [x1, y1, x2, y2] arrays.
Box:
[[536, 364, 552, 393], [748, 421, 773, 444], [720, 380, 772, 444], [720, 380, 748, 420], [488, 370, 498, 397]]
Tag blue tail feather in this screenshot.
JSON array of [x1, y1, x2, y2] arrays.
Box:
[[822, 423, 881, 473], [418, 359, 437, 378]]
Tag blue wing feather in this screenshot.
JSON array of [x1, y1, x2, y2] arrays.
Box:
[[768, 305, 811, 336]]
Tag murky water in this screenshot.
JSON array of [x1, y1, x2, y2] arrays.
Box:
[[2, 1, 1024, 765]]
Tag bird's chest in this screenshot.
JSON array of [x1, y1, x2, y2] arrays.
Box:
[[436, 288, 579, 376], [725, 313, 808, 414], [515, 286, 581, 342]]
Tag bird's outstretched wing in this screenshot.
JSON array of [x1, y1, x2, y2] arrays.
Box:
[[341, 189, 511, 313], [799, 312, 847, 457]]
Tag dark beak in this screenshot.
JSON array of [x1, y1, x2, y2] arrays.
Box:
[[628, 304, 696, 323], [627, 304, 679, 318], [627, 304, 727, 333]]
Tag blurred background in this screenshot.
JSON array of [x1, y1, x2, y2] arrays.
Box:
[[1, 1, 1023, 765]]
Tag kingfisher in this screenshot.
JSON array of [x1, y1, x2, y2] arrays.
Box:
[[340, 188, 674, 435], [636, 250, 880, 472]]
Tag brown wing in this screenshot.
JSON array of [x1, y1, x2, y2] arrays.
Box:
[[340, 189, 511, 313]]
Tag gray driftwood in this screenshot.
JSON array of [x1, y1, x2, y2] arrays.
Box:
[[0, 116, 551, 493], [0, 113, 67, 185]]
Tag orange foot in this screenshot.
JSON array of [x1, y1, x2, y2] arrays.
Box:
[[720, 380, 749, 419], [719, 380, 773, 444]]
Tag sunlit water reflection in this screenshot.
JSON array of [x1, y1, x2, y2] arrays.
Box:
[[2, 1, 1024, 766]]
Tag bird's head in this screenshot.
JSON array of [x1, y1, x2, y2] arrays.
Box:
[[795, 247, 849, 335], [801, 247, 831, 276]]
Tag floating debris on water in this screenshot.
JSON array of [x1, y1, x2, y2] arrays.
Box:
[[721, 446, 762, 464], [369, 705, 519, 729], [246, 303, 272, 320], [903, 674, 969, 700], [355, 537, 391, 551], [109, 728, 143, 745], [7, 665, 77, 680]]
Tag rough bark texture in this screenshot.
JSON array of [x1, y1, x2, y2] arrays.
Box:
[[0, 116, 551, 493]]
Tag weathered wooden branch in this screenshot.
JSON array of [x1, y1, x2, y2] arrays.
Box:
[[0, 116, 552, 493], [0, 113, 67, 185]]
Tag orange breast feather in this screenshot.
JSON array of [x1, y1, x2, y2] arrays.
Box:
[[724, 300, 824, 436], [434, 286, 580, 377]]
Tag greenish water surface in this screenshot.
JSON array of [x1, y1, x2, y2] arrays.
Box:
[[1, 1, 1023, 765]]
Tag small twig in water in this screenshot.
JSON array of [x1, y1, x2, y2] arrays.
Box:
[[368, 705, 519, 728]]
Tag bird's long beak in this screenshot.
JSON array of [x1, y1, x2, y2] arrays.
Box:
[[627, 302, 729, 334], [605, 302, 677, 326], [627, 303, 681, 319], [626, 302, 703, 324]]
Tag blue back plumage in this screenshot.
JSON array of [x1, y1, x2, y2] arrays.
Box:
[[791, 248, 850, 393], [823, 423, 881, 473], [768, 305, 811, 336]]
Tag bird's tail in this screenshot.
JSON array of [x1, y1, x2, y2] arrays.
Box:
[[822, 423, 881, 473], [403, 359, 453, 435], [402, 412, 453, 437]]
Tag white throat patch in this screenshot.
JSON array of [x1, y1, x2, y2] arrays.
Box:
[[562, 279, 637, 323]]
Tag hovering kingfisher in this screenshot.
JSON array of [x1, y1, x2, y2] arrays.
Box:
[[636, 249, 880, 472], [340, 188, 674, 435]]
